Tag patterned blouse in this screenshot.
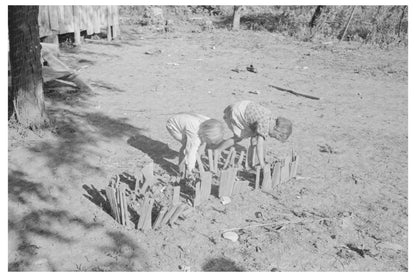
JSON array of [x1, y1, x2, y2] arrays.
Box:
[[244, 102, 272, 139]]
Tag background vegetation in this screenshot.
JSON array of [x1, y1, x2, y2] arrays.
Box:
[[119, 5, 408, 48]]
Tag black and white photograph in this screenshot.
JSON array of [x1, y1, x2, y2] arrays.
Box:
[[6, 1, 410, 272]]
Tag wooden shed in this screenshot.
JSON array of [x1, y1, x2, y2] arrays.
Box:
[[38, 5, 119, 43]]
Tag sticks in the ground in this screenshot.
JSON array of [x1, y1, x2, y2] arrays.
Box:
[[269, 85, 320, 100], [255, 166, 261, 189], [208, 149, 214, 172]]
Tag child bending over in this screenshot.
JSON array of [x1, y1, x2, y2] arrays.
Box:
[[166, 113, 225, 177], [215, 100, 292, 169]]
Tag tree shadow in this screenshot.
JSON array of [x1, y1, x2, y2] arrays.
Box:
[[89, 80, 125, 93], [95, 231, 151, 271], [9, 170, 151, 271], [8, 170, 103, 271], [127, 134, 179, 175], [61, 47, 120, 58], [44, 80, 95, 108], [27, 106, 147, 178], [202, 257, 245, 272]]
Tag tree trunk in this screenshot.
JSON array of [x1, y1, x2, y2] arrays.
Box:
[[309, 5, 324, 29], [308, 5, 329, 40], [232, 6, 243, 31], [8, 6, 48, 129]]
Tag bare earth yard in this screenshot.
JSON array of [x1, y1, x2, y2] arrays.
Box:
[[8, 25, 408, 271]]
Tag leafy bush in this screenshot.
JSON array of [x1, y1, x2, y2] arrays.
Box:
[[119, 5, 408, 47]]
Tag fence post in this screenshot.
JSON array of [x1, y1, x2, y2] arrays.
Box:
[[73, 5, 81, 45]]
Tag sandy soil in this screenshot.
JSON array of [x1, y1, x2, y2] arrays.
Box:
[[8, 25, 408, 271]]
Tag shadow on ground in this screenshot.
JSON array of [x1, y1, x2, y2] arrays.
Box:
[[82, 184, 111, 215], [128, 134, 179, 175], [8, 170, 151, 271], [202, 257, 245, 271], [8, 170, 102, 270], [28, 105, 147, 177]]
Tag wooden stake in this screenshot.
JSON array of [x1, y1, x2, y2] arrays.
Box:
[[285, 156, 291, 182], [116, 186, 124, 225], [134, 172, 143, 194], [172, 186, 181, 206], [245, 149, 249, 169], [232, 180, 241, 195], [193, 180, 201, 207], [293, 155, 299, 178], [261, 164, 272, 192], [137, 196, 148, 229], [251, 146, 259, 167], [153, 206, 168, 229], [169, 204, 186, 225], [121, 184, 129, 225], [208, 149, 214, 172], [255, 166, 261, 190], [197, 155, 205, 173], [229, 149, 236, 168], [105, 186, 118, 221], [178, 206, 193, 220], [282, 160, 287, 183], [200, 171, 212, 201], [219, 168, 236, 197], [271, 161, 281, 187], [229, 168, 237, 194], [160, 205, 179, 226], [223, 147, 235, 170], [213, 150, 219, 173], [141, 162, 153, 194], [237, 150, 245, 169], [143, 198, 154, 230], [218, 169, 228, 197]]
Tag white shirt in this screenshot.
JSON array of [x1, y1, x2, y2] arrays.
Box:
[[166, 113, 210, 171]]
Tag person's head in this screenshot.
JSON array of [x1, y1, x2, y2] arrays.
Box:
[[270, 117, 292, 142], [198, 119, 225, 146]]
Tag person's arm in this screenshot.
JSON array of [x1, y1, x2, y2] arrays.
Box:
[[213, 136, 241, 162], [215, 136, 241, 153], [256, 135, 266, 168], [197, 142, 206, 156]]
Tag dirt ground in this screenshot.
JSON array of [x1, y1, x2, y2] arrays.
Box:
[[8, 24, 408, 271]]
